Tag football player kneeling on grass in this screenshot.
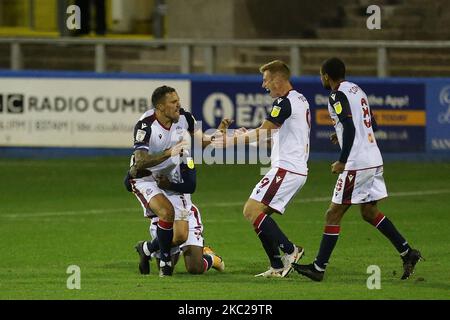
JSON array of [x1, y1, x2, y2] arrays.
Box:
[[125, 158, 224, 276]]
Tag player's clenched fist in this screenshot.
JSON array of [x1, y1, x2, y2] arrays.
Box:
[[330, 133, 339, 145], [169, 140, 189, 157]]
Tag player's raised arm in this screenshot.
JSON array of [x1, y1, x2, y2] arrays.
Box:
[[233, 120, 277, 146], [212, 101, 287, 148], [193, 117, 234, 148]]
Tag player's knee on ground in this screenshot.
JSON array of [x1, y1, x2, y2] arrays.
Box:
[[185, 262, 204, 274], [183, 246, 204, 274]]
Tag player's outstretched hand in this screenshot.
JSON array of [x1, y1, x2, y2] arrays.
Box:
[[330, 133, 339, 145], [218, 118, 234, 132], [234, 127, 248, 136], [210, 131, 227, 148], [211, 127, 250, 148]]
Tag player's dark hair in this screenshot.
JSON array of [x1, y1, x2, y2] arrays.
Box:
[[321, 57, 346, 81], [151, 85, 176, 107]]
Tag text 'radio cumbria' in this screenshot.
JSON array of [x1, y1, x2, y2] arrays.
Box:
[[0, 94, 150, 113]]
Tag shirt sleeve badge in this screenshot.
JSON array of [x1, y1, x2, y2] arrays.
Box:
[[270, 106, 281, 117], [187, 157, 195, 169], [135, 129, 147, 142], [333, 101, 343, 114]]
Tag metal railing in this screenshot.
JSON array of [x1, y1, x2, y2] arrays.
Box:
[[1, 37, 450, 77]]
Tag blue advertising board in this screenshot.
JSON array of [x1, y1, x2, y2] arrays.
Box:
[[191, 77, 426, 153], [425, 79, 450, 153], [0, 71, 448, 159]]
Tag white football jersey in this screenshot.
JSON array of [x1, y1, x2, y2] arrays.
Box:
[[266, 89, 310, 175], [328, 81, 383, 170], [132, 108, 194, 181]]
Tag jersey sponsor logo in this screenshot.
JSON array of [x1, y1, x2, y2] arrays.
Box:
[[187, 157, 195, 169], [271, 106, 281, 117], [135, 129, 146, 142], [333, 101, 343, 114]]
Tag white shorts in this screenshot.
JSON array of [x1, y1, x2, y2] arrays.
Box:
[[131, 176, 192, 221], [249, 167, 307, 213], [332, 166, 388, 204], [150, 204, 204, 255]]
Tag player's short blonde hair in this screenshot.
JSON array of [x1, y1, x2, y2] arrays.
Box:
[[259, 60, 291, 80]]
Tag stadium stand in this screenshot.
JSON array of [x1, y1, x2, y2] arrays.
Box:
[[0, 0, 449, 76]]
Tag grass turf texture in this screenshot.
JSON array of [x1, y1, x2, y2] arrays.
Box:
[[0, 157, 449, 299]]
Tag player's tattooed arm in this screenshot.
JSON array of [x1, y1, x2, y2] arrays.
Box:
[[130, 141, 187, 178], [133, 149, 170, 168]]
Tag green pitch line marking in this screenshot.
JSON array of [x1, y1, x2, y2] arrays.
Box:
[[2, 189, 449, 219]]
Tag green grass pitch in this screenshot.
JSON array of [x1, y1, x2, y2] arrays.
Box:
[[0, 157, 449, 299]]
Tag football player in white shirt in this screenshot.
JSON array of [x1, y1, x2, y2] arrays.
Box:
[[293, 57, 422, 281], [214, 60, 309, 278], [127, 85, 230, 276]]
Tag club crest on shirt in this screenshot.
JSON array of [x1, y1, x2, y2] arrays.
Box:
[[135, 129, 146, 142], [333, 101, 343, 114], [271, 106, 281, 117]]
